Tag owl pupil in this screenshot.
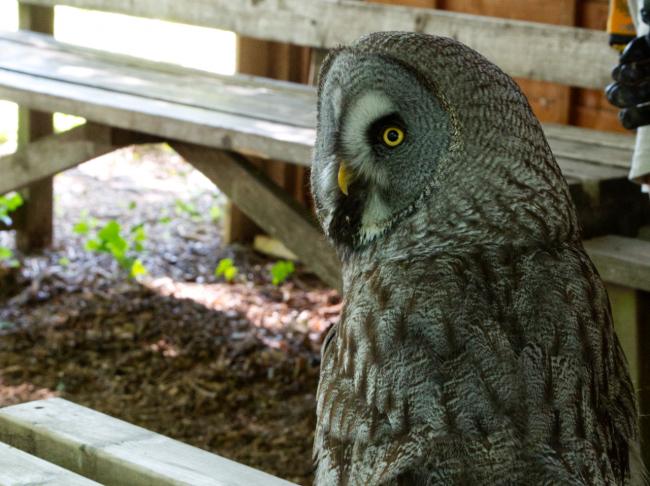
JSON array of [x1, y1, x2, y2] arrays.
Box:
[[387, 130, 399, 142]]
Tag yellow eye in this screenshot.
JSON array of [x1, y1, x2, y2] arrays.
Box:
[[382, 126, 405, 147]]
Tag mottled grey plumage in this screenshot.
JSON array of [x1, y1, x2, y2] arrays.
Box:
[[311, 32, 643, 485]]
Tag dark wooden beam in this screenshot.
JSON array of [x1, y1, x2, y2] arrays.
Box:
[[15, 4, 54, 253]]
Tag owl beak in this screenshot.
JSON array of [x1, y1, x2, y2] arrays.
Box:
[[337, 162, 353, 196]]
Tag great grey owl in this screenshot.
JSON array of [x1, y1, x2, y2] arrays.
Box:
[[310, 31, 644, 485]]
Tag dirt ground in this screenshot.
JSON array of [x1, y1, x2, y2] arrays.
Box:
[[0, 145, 340, 485]]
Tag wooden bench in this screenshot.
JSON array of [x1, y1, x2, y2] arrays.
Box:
[[2, 0, 650, 470], [0, 398, 296, 486], [0, 25, 647, 287], [0, 442, 101, 485]]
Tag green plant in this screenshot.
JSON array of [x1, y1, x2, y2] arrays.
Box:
[[215, 258, 238, 282], [83, 219, 148, 278], [174, 199, 201, 220], [0, 192, 23, 226], [270, 260, 295, 286], [0, 192, 23, 268]]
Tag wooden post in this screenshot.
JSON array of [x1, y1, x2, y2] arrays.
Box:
[[15, 4, 55, 253], [230, 38, 312, 244]]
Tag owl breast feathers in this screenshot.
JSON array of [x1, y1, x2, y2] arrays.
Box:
[[310, 32, 644, 485]]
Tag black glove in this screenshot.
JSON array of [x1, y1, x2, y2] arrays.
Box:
[[606, 34, 650, 129]]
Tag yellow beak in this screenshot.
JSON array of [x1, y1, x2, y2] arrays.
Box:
[[338, 163, 352, 196]]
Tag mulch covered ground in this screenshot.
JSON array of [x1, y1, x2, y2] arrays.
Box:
[[0, 145, 340, 485]]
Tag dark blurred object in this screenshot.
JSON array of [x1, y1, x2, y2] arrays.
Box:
[[606, 2, 650, 129]]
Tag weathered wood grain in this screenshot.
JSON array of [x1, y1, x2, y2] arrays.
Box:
[[172, 143, 342, 291], [0, 398, 298, 486], [0, 65, 315, 166], [0, 441, 101, 486], [0, 123, 116, 194], [584, 236, 650, 293], [19, 0, 615, 88]]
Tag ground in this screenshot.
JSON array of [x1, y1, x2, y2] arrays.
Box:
[[0, 145, 339, 485]]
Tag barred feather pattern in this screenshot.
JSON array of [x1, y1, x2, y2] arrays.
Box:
[[311, 32, 642, 485]]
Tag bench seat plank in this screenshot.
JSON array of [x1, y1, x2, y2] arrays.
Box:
[[0, 442, 101, 486], [584, 235, 650, 293], [1, 31, 317, 129], [0, 30, 636, 184], [0, 398, 297, 486]]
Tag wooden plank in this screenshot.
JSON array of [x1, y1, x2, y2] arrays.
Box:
[[584, 236, 650, 293], [0, 398, 298, 486], [550, 138, 633, 169], [0, 67, 315, 166], [172, 143, 342, 290], [0, 441, 101, 486], [0, 32, 317, 129], [15, 4, 54, 253], [542, 122, 635, 150], [0, 123, 116, 194], [556, 156, 628, 182], [19, 0, 616, 88]]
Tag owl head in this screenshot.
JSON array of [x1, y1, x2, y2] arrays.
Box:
[[311, 32, 578, 261]]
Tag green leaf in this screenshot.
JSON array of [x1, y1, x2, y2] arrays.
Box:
[[209, 206, 222, 221], [215, 258, 233, 276], [97, 220, 122, 242], [129, 259, 148, 278], [7, 259, 20, 268], [223, 266, 238, 282], [106, 238, 128, 261], [58, 257, 71, 267], [73, 221, 90, 235], [215, 258, 238, 282], [2, 193, 24, 212], [159, 216, 172, 225], [128, 201, 137, 210], [270, 260, 295, 286], [84, 239, 101, 251], [131, 225, 146, 243], [0, 247, 13, 260]]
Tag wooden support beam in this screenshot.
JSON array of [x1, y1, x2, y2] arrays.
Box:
[[0, 398, 297, 486], [172, 143, 342, 290], [0, 441, 101, 486], [0, 123, 116, 195], [16, 3, 54, 252]]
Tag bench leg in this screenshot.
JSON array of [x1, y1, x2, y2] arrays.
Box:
[[15, 109, 54, 253], [607, 284, 650, 466], [15, 4, 54, 253]]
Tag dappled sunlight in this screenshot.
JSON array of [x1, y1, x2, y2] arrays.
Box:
[[0, 378, 57, 407], [145, 277, 340, 346], [60, 144, 215, 194]]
